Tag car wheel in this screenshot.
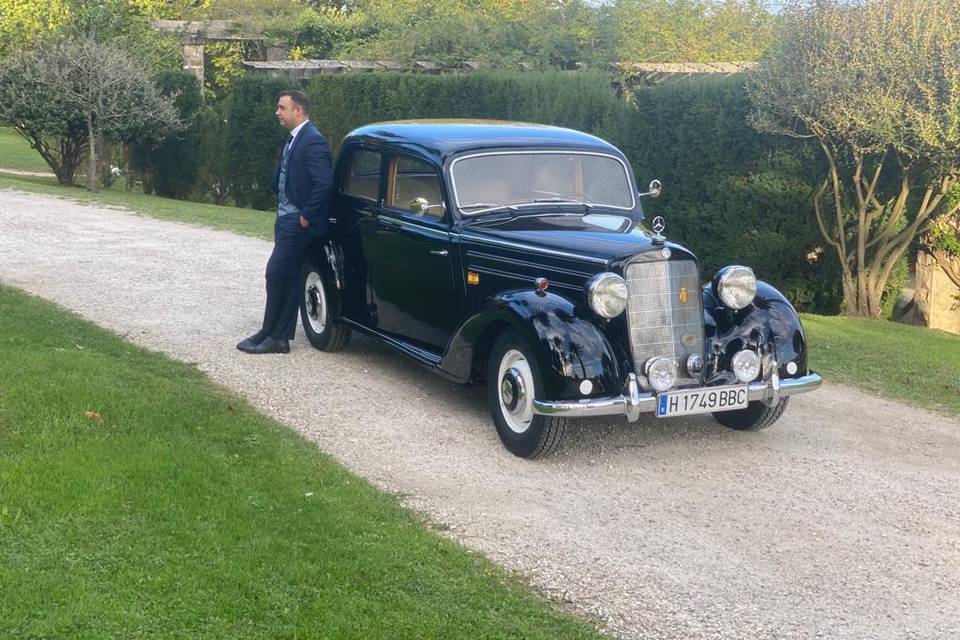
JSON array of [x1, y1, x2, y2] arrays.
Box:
[[487, 331, 566, 458], [300, 261, 350, 351], [712, 397, 789, 431]]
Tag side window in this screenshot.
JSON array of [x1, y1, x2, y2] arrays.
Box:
[[387, 156, 443, 218], [343, 150, 381, 201]]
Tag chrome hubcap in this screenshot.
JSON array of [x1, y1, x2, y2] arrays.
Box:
[[497, 349, 535, 434], [303, 271, 327, 334], [500, 367, 526, 413]]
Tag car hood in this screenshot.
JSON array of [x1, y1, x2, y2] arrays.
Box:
[[462, 212, 693, 264]]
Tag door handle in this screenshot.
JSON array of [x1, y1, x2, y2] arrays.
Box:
[[429, 249, 449, 257]]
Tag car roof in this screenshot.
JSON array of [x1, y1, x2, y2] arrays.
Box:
[[341, 119, 626, 165]]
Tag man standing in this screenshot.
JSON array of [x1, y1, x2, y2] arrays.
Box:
[[237, 90, 333, 354]]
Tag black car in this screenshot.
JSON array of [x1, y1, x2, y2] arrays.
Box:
[[300, 120, 821, 458]]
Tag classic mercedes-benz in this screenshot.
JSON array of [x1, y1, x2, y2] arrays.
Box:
[[300, 120, 821, 457]]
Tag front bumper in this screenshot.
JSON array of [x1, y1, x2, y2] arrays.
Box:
[[532, 371, 822, 421]]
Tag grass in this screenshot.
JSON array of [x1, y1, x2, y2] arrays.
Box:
[[0, 127, 52, 173], [803, 313, 960, 417], [0, 128, 273, 240], [0, 286, 601, 639]]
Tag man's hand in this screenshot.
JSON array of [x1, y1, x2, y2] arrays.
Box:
[[299, 215, 310, 228]]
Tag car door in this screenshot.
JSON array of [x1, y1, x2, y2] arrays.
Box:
[[366, 153, 458, 352], [335, 146, 382, 326]]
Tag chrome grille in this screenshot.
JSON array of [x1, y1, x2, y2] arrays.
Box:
[[624, 259, 705, 389]]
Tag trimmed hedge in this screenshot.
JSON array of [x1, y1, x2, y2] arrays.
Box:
[[131, 71, 203, 200]]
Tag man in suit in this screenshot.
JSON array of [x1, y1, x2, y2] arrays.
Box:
[[237, 90, 334, 354]]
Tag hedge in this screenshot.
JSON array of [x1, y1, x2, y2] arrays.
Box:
[[131, 71, 204, 200]]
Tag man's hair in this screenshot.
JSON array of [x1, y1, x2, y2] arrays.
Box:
[[279, 90, 310, 116]]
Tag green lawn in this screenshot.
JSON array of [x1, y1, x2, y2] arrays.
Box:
[[0, 286, 601, 639], [803, 313, 960, 417], [0, 127, 52, 173]]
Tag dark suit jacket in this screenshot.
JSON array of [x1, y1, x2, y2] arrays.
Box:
[[272, 122, 334, 238]]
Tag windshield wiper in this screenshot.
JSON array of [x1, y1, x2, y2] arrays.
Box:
[[530, 198, 594, 210], [460, 202, 519, 214]]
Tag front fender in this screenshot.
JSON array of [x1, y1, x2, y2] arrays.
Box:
[[441, 290, 621, 399], [702, 280, 808, 385]]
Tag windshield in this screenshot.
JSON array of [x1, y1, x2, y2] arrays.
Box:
[[451, 152, 635, 214]]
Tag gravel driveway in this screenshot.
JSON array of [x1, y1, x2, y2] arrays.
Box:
[[2, 190, 959, 640]]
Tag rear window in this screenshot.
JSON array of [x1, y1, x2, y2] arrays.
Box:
[[343, 150, 381, 200]]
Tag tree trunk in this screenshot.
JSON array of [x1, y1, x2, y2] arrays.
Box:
[[85, 111, 97, 192]]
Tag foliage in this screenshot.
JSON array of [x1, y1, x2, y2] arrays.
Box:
[[277, 6, 375, 60], [610, 0, 777, 63], [0, 0, 182, 72], [203, 40, 266, 97], [336, 0, 605, 69], [629, 75, 840, 312], [925, 193, 960, 300], [0, 50, 88, 184], [749, 0, 960, 317], [195, 102, 234, 205], [225, 74, 289, 209], [0, 37, 182, 190], [131, 71, 204, 199], [0, 0, 69, 59]]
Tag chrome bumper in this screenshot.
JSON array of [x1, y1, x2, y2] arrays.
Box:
[[532, 371, 822, 421]]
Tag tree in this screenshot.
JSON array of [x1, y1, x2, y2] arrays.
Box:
[[0, 0, 69, 59], [748, 0, 960, 317], [0, 38, 182, 191], [0, 52, 87, 184], [611, 0, 777, 63]]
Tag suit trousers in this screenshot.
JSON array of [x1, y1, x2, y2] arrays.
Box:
[[260, 213, 312, 340]]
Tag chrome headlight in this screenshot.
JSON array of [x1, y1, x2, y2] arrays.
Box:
[[714, 266, 757, 310], [586, 272, 628, 318]]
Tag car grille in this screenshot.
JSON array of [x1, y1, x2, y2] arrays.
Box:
[[624, 258, 705, 389]]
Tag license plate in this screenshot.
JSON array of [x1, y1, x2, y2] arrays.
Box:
[[656, 385, 749, 418]]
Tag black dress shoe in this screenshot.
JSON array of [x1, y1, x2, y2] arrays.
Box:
[[237, 331, 267, 352], [244, 336, 290, 354]]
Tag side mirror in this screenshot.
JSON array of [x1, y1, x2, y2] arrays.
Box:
[[409, 197, 445, 216], [639, 179, 662, 199]]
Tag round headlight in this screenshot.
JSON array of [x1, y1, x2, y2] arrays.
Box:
[[587, 272, 628, 318], [714, 266, 757, 310], [645, 356, 678, 392], [731, 349, 761, 382]]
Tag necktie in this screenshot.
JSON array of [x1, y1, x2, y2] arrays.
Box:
[[282, 134, 294, 161]]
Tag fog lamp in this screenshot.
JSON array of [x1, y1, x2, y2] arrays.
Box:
[[731, 349, 761, 382], [645, 356, 678, 393]]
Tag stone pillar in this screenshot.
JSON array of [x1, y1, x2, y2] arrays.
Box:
[[914, 251, 960, 335], [183, 44, 205, 90]]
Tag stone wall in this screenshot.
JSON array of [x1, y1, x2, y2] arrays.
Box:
[[915, 251, 960, 335]]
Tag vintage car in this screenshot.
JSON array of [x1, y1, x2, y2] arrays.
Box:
[[299, 120, 821, 458]]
